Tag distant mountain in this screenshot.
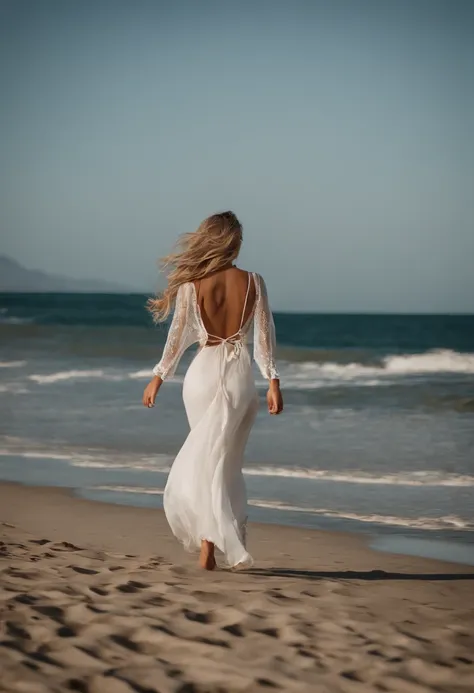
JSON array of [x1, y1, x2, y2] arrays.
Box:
[[0, 255, 137, 293]]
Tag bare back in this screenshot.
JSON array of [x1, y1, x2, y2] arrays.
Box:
[[194, 268, 256, 343]]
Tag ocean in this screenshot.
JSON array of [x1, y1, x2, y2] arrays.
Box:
[[1, 293, 473, 563]]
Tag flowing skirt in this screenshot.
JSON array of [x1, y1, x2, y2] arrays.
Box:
[[163, 342, 259, 567]]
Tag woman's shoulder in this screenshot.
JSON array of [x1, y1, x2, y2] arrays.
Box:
[[236, 268, 261, 280], [242, 269, 265, 286], [175, 282, 196, 301]]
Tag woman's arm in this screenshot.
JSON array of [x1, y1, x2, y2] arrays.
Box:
[[142, 283, 193, 408], [253, 274, 283, 415]]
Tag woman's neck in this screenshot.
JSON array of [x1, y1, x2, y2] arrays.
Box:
[[198, 262, 237, 281]]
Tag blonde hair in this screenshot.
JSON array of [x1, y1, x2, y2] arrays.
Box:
[[147, 211, 243, 322]]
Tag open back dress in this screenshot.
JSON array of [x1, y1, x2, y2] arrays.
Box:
[[152, 272, 278, 567]]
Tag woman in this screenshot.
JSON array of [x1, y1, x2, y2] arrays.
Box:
[[142, 211, 283, 570]]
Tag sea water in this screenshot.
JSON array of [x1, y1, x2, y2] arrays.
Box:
[[1, 293, 473, 560]]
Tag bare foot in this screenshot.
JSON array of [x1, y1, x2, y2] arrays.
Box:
[[199, 540, 216, 571]]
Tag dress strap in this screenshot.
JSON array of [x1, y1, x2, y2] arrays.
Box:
[[206, 330, 240, 343], [239, 273, 252, 331]]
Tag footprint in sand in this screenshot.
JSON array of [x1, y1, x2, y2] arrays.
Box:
[[109, 634, 142, 653], [6, 622, 31, 640], [52, 542, 81, 552], [33, 605, 64, 622], [222, 623, 244, 637], [182, 608, 212, 624], [14, 594, 38, 605], [69, 566, 100, 575], [144, 595, 169, 607], [29, 539, 51, 546], [56, 626, 76, 638], [115, 580, 149, 593]]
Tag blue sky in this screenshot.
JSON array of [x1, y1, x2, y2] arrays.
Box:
[[1, 0, 473, 311]]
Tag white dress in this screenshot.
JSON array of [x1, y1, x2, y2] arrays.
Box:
[[152, 272, 279, 567]]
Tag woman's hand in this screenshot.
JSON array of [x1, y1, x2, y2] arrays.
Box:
[[266, 380, 283, 415], [142, 376, 162, 408]]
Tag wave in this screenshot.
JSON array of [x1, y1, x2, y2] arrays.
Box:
[[127, 369, 184, 383], [28, 369, 123, 384], [128, 369, 154, 379], [0, 384, 30, 394], [82, 485, 474, 531], [0, 360, 27, 368], [383, 350, 474, 374], [70, 457, 171, 471], [0, 307, 35, 325], [243, 466, 474, 487], [0, 438, 173, 471], [27, 368, 184, 385], [19, 349, 474, 390], [282, 349, 474, 387], [63, 462, 474, 487], [91, 485, 165, 495], [248, 499, 474, 531], [1, 439, 473, 488], [0, 317, 35, 324], [70, 464, 474, 487]]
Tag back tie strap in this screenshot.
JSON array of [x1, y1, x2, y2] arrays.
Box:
[[206, 332, 244, 358]]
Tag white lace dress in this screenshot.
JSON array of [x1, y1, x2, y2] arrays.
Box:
[[152, 272, 278, 567]]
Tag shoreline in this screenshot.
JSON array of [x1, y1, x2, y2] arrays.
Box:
[[1, 481, 473, 573], [2, 476, 474, 567]]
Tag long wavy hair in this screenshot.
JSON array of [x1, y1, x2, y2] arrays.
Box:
[[147, 211, 243, 323]]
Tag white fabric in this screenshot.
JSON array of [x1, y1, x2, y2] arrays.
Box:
[[153, 272, 278, 567]]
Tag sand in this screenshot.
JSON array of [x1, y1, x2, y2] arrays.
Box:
[[0, 483, 473, 693]]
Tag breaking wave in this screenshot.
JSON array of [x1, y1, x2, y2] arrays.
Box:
[[281, 349, 474, 389], [243, 467, 474, 487], [27, 369, 183, 385], [28, 370, 123, 384], [81, 485, 474, 532], [248, 499, 474, 531], [0, 439, 473, 488], [22, 350, 474, 390], [92, 485, 165, 495]]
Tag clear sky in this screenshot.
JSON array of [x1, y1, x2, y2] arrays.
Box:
[[1, 0, 473, 311]]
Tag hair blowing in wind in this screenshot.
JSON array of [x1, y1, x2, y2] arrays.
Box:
[[147, 211, 243, 322]]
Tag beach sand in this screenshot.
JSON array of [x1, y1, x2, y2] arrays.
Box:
[[1, 483, 473, 693]]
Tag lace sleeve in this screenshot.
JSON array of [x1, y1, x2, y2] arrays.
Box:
[[253, 273, 279, 381], [152, 283, 198, 380]]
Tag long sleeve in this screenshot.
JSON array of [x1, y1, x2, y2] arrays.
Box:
[[152, 283, 198, 380], [253, 273, 279, 381]]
